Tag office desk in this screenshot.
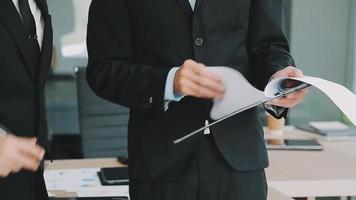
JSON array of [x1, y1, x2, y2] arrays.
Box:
[[266, 128, 356, 198], [45, 158, 292, 200], [45, 158, 124, 198]]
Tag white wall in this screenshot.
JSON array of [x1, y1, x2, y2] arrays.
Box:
[[47, 0, 90, 74], [346, 0, 356, 93], [288, 0, 352, 124], [352, 1, 356, 92]]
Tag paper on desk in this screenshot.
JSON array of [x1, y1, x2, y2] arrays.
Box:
[[44, 168, 101, 191], [77, 185, 129, 198], [209, 67, 356, 126], [309, 121, 351, 131], [45, 168, 130, 198], [47, 192, 56, 197]]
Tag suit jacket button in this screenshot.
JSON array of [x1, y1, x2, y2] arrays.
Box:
[[195, 37, 204, 46]]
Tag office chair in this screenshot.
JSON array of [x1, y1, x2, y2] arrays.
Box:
[[75, 66, 129, 158]]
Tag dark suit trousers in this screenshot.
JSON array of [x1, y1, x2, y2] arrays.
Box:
[[0, 169, 49, 200], [130, 135, 268, 200]]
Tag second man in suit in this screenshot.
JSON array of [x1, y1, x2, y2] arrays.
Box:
[[0, 0, 53, 199]]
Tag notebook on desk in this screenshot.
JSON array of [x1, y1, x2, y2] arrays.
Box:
[[266, 139, 323, 151], [296, 121, 356, 140], [98, 167, 129, 185]]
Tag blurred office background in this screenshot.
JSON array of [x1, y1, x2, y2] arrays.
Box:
[[44, 0, 356, 199]]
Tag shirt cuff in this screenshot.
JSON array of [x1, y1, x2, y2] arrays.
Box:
[[164, 67, 185, 110], [264, 103, 286, 117], [0, 128, 7, 136], [164, 67, 184, 101]]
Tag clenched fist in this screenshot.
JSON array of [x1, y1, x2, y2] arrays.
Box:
[[0, 134, 45, 177], [174, 60, 225, 99]]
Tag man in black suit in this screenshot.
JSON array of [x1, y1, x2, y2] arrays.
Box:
[[87, 0, 307, 199], [0, 0, 52, 199]]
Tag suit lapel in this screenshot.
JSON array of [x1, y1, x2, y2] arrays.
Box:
[[33, 0, 52, 87], [38, 14, 53, 88], [174, 0, 193, 17], [35, 0, 49, 16], [194, 0, 203, 12], [0, 0, 34, 78]]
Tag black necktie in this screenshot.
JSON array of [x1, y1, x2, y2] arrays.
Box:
[[18, 0, 41, 78], [19, 0, 37, 37]]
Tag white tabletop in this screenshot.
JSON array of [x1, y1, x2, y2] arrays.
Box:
[[266, 127, 356, 198]]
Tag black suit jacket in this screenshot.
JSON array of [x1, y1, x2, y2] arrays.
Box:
[[0, 0, 52, 199], [87, 0, 295, 181]]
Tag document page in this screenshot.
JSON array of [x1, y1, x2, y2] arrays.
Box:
[[210, 67, 356, 126], [45, 168, 130, 198], [209, 67, 268, 120], [265, 76, 356, 126], [174, 67, 356, 144]]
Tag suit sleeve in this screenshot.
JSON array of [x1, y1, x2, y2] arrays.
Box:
[[247, 0, 295, 91], [86, 0, 171, 113], [248, 0, 295, 118]]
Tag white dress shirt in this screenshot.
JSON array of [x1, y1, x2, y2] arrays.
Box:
[[188, 0, 196, 9], [164, 0, 196, 105], [12, 0, 45, 49], [164, 0, 211, 134]]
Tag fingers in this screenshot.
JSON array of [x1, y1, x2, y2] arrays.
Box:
[[284, 66, 303, 77], [0, 162, 11, 177], [190, 62, 222, 83], [270, 89, 308, 108], [14, 151, 41, 172], [285, 89, 308, 100], [18, 141, 45, 162], [269, 66, 308, 108], [17, 139, 44, 171], [0, 136, 44, 176], [183, 67, 224, 93], [273, 66, 304, 79], [11, 136, 44, 161], [175, 60, 225, 99], [271, 98, 302, 108], [182, 79, 224, 99]]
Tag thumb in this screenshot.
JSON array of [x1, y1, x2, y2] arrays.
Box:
[[286, 67, 303, 77]]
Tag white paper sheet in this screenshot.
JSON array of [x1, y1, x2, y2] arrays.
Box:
[[209, 67, 267, 120], [44, 168, 101, 191], [309, 121, 351, 131], [210, 67, 356, 126], [77, 185, 129, 198], [174, 66, 356, 144], [45, 168, 130, 198], [265, 76, 356, 126], [47, 192, 56, 197]]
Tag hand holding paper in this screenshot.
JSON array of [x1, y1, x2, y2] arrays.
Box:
[[174, 66, 356, 144], [267, 66, 309, 108], [174, 60, 225, 99]]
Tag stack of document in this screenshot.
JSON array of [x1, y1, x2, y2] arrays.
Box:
[[296, 121, 356, 140], [44, 168, 130, 198]]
